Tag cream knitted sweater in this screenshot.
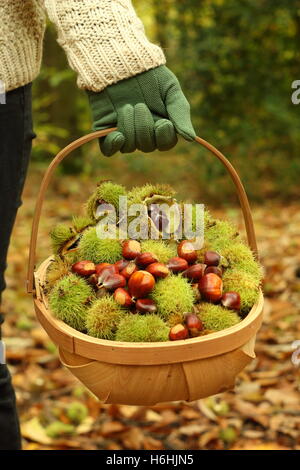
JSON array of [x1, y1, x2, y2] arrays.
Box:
[[0, 0, 166, 92]]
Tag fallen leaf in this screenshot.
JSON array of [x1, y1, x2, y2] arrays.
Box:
[[21, 418, 52, 445], [101, 421, 128, 437], [264, 389, 299, 406]]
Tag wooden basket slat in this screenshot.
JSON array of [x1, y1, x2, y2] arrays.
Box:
[[60, 348, 191, 405], [182, 348, 252, 402]]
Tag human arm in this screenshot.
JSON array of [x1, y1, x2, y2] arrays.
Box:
[[44, 0, 195, 155]]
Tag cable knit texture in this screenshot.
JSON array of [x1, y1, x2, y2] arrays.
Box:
[[0, 1, 46, 92], [0, 0, 166, 92]]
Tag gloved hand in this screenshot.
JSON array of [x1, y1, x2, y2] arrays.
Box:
[[87, 65, 196, 157]]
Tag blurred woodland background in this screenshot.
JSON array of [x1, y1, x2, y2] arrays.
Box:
[[2, 0, 300, 451], [32, 0, 300, 204]]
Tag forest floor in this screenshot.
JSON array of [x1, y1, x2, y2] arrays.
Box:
[[2, 170, 300, 450]]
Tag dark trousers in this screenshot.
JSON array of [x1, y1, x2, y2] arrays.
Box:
[[0, 83, 35, 450]]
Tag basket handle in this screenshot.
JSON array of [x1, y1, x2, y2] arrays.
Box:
[[26, 129, 258, 294]]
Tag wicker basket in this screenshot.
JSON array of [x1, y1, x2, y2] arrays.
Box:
[[27, 129, 264, 406]]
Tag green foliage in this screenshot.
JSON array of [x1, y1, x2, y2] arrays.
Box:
[[86, 297, 124, 339], [78, 227, 122, 263], [151, 274, 195, 320], [115, 314, 169, 342], [138, 0, 300, 203], [140, 239, 177, 263], [31, 3, 300, 202], [198, 303, 241, 331], [49, 273, 94, 331]]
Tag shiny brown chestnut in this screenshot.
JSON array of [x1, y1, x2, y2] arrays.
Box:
[[114, 259, 130, 271], [182, 263, 206, 281], [72, 260, 96, 277], [128, 270, 155, 299], [136, 252, 158, 267], [167, 257, 189, 273], [185, 314, 203, 337], [146, 262, 170, 279], [114, 287, 134, 307], [204, 265, 223, 278], [122, 240, 141, 260], [177, 240, 197, 264], [136, 298, 157, 314], [221, 291, 241, 311], [120, 261, 138, 279], [169, 324, 189, 341], [98, 273, 126, 291], [204, 250, 221, 267], [198, 273, 223, 303], [95, 262, 118, 276]]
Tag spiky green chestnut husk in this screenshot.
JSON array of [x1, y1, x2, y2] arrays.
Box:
[[151, 275, 195, 320], [206, 219, 240, 247], [78, 227, 122, 264], [196, 219, 239, 260], [197, 303, 240, 331], [141, 240, 177, 264], [86, 297, 123, 340], [49, 274, 94, 331], [167, 312, 186, 327], [204, 209, 215, 229], [181, 204, 210, 233], [219, 427, 237, 445], [221, 243, 263, 280], [182, 209, 227, 240], [63, 250, 81, 265], [66, 402, 88, 424], [46, 256, 70, 290], [50, 224, 76, 254], [46, 421, 75, 438], [127, 183, 176, 207], [115, 314, 169, 342], [72, 215, 94, 233], [222, 269, 260, 313], [86, 181, 127, 221]]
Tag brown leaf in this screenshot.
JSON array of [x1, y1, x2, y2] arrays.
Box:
[[143, 437, 164, 450], [101, 421, 128, 437], [198, 429, 219, 448], [21, 418, 52, 445], [264, 388, 299, 406], [120, 427, 144, 450]]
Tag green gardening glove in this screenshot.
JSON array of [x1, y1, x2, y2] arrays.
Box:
[[87, 65, 196, 157]]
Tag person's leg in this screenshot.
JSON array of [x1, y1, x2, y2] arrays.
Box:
[[0, 83, 35, 450]]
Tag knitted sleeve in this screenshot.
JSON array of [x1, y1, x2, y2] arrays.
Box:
[[44, 0, 166, 91]]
